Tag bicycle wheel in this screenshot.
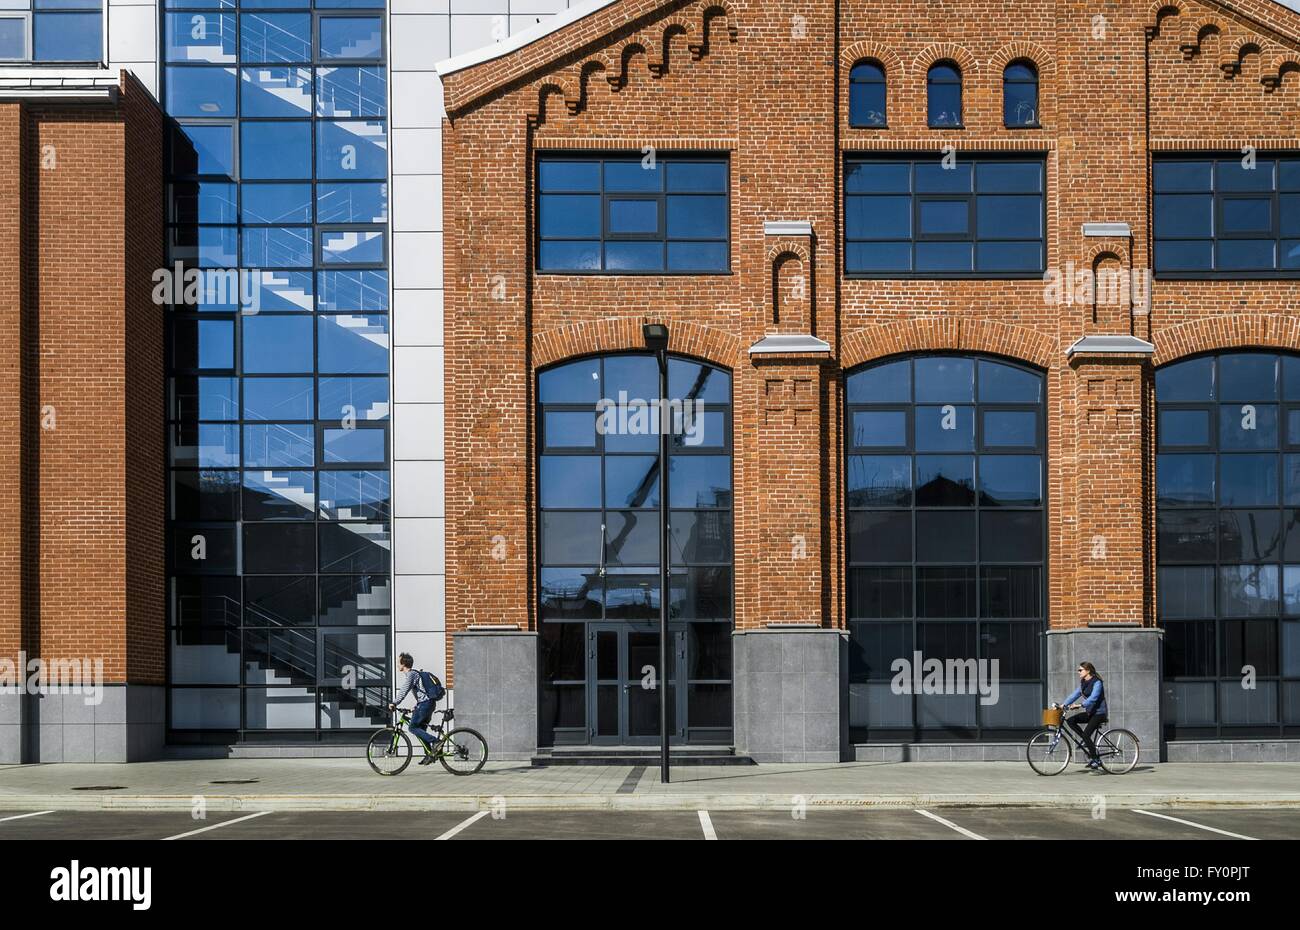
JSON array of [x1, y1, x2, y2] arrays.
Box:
[[1096, 728, 1139, 774], [438, 727, 489, 775], [366, 727, 413, 776], [1026, 728, 1073, 775]]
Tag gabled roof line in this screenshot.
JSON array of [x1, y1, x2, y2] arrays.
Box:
[[435, 0, 623, 78]]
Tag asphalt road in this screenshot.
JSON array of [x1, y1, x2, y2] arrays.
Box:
[[0, 806, 1295, 840]]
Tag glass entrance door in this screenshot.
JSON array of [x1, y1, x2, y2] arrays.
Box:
[[588, 622, 684, 745]]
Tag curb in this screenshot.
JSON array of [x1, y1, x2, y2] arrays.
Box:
[[3, 793, 1300, 812]]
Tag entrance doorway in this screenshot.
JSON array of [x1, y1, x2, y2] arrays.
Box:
[[588, 622, 685, 745]]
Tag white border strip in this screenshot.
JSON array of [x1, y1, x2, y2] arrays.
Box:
[[914, 808, 986, 840], [0, 810, 54, 824], [1131, 809, 1257, 840], [697, 809, 717, 840], [163, 810, 273, 840], [437, 810, 490, 840]]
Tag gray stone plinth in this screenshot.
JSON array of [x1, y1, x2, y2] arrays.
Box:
[[1047, 626, 1162, 760], [3, 684, 165, 763], [452, 630, 537, 761], [733, 627, 848, 763]]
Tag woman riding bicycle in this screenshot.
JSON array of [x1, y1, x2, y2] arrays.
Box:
[[1059, 661, 1108, 770]]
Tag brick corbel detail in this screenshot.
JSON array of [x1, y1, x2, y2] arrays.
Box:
[[840, 318, 1056, 371], [1153, 313, 1300, 366], [532, 317, 745, 371]]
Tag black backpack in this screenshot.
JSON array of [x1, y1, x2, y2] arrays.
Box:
[[418, 670, 446, 703]]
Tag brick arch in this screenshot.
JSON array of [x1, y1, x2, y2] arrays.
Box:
[[1084, 242, 1130, 267], [1153, 314, 1300, 366], [534, 79, 576, 122], [989, 41, 1056, 75], [840, 318, 1056, 371], [650, 15, 694, 76], [765, 240, 810, 265], [915, 43, 979, 78], [532, 318, 745, 371], [841, 41, 905, 78], [1146, 0, 1187, 39]]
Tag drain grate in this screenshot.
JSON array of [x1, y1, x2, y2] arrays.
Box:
[[209, 779, 259, 785], [71, 786, 128, 791]]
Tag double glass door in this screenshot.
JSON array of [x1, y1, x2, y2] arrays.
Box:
[[588, 622, 685, 745]]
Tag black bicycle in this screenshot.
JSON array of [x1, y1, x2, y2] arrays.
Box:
[[366, 707, 489, 776], [1026, 704, 1139, 775]]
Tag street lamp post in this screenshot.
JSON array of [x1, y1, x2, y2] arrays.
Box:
[[643, 323, 671, 784]]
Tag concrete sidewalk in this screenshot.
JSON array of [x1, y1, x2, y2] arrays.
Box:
[[2, 759, 1300, 812]]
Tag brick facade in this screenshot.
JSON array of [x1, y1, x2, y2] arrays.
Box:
[[440, 0, 1300, 676]]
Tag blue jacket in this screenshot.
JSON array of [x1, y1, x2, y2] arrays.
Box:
[[1062, 676, 1108, 717]]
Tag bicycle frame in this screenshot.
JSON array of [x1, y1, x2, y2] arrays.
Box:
[[1044, 721, 1121, 762]]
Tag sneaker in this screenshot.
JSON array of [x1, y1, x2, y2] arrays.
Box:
[[1086, 758, 1102, 770], [418, 755, 435, 766]]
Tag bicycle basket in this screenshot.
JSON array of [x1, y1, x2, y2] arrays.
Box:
[[1042, 707, 1062, 727]]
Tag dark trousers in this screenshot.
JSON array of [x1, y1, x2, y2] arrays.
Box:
[[409, 699, 437, 751], [1066, 712, 1107, 760]]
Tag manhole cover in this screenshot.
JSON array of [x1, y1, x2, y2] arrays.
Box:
[[209, 779, 259, 785], [71, 786, 128, 791]]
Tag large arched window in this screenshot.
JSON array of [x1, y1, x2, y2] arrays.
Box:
[[1003, 60, 1039, 127], [846, 355, 1046, 741], [537, 354, 733, 747], [927, 61, 962, 127], [1156, 351, 1300, 738], [849, 59, 887, 128]]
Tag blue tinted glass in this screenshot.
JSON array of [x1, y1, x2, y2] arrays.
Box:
[[314, 0, 383, 7], [848, 360, 910, 403], [173, 181, 238, 224], [669, 456, 730, 508], [33, 12, 101, 61], [979, 455, 1041, 506], [316, 182, 387, 223], [193, 377, 239, 419], [317, 270, 387, 312], [1287, 357, 1300, 401], [316, 120, 387, 179], [1157, 356, 1215, 401], [539, 241, 601, 271], [243, 315, 313, 373], [173, 124, 235, 176], [977, 195, 1041, 238], [1221, 454, 1278, 506], [1219, 404, 1277, 450], [196, 424, 240, 467], [665, 162, 726, 192], [846, 196, 910, 240], [927, 83, 961, 126], [544, 411, 596, 448], [242, 121, 312, 179], [605, 241, 663, 271], [238, 0, 305, 7], [539, 195, 600, 237], [608, 199, 658, 234], [317, 470, 388, 520], [846, 162, 909, 193], [245, 270, 313, 312], [976, 241, 1042, 272], [320, 229, 384, 264], [322, 427, 385, 463], [916, 455, 975, 506], [1219, 565, 1279, 617], [915, 357, 975, 402], [918, 200, 967, 235], [915, 162, 971, 193], [173, 226, 238, 267], [1221, 197, 1272, 235], [606, 457, 659, 508], [1281, 196, 1300, 236], [603, 355, 658, 400], [1287, 455, 1300, 505], [319, 16, 382, 60], [318, 377, 388, 420], [1154, 161, 1212, 192], [242, 184, 313, 224], [915, 241, 972, 272], [983, 410, 1037, 447], [538, 160, 600, 192], [846, 241, 910, 272], [196, 320, 234, 368], [1219, 354, 1278, 401], [1217, 159, 1275, 192], [1154, 194, 1212, 237], [241, 67, 312, 117], [166, 66, 236, 116], [166, 12, 236, 63], [976, 162, 1042, 193], [849, 82, 886, 127], [1004, 79, 1037, 126], [1157, 454, 1216, 505], [978, 360, 1041, 403], [540, 359, 600, 403], [316, 66, 386, 117], [915, 405, 974, 452], [852, 410, 907, 448], [605, 162, 661, 192], [666, 196, 726, 238], [318, 315, 387, 374], [1155, 240, 1213, 272], [669, 360, 729, 402], [1218, 239, 1275, 271], [848, 455, 912, 507], [240, 13, 310, 62], [666, 242, 727, 271], [1159, 409, 1211, 447], [243, 226, 312, 267], [244, 377, 313, 420], [244, 424, 314, 467], [540, 456, 600, 508]]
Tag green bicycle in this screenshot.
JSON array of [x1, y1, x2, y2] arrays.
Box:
[[366, 706, 489, 776]]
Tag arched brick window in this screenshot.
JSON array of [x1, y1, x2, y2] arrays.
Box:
[[849, 59, 887, 127], [927, 61, 962, 127], [1003, 59, 1039, 127]]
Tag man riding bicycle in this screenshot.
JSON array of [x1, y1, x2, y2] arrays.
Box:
[[388, 652, 445, 766], [1059, 661, 1108, 770]]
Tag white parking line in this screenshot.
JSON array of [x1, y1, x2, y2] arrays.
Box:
[[0, 811, 53, 824], [697, 810, 717, 840], [163, 810, 273, 840], [437, 810, 490, 841], [914, 809, 986, 840], [1131, 809, 1257, 840]]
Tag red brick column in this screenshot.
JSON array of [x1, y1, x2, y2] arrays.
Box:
[[0, 103, 25, 672]]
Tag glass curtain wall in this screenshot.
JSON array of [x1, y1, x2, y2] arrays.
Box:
[[163, 0, 392, 741]]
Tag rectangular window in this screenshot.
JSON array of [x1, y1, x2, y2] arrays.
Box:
[[537, 155, 730, 274], [845, 156, 1045, 277], [1154, 155, 1300, 276]]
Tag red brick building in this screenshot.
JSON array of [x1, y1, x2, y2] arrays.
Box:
[[0, 71, 165, 762], [439, 0, 1300, 763]]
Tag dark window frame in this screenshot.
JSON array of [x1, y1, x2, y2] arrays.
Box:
[[926, 60, 963, 129], [1002, 59, 1040, 129], [848, 58, 887, 128]]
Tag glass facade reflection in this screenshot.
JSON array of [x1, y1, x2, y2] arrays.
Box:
[[164, 0, 391, 739], [1156, 352, 1300, 737], [846, 354, 1047, 741]]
